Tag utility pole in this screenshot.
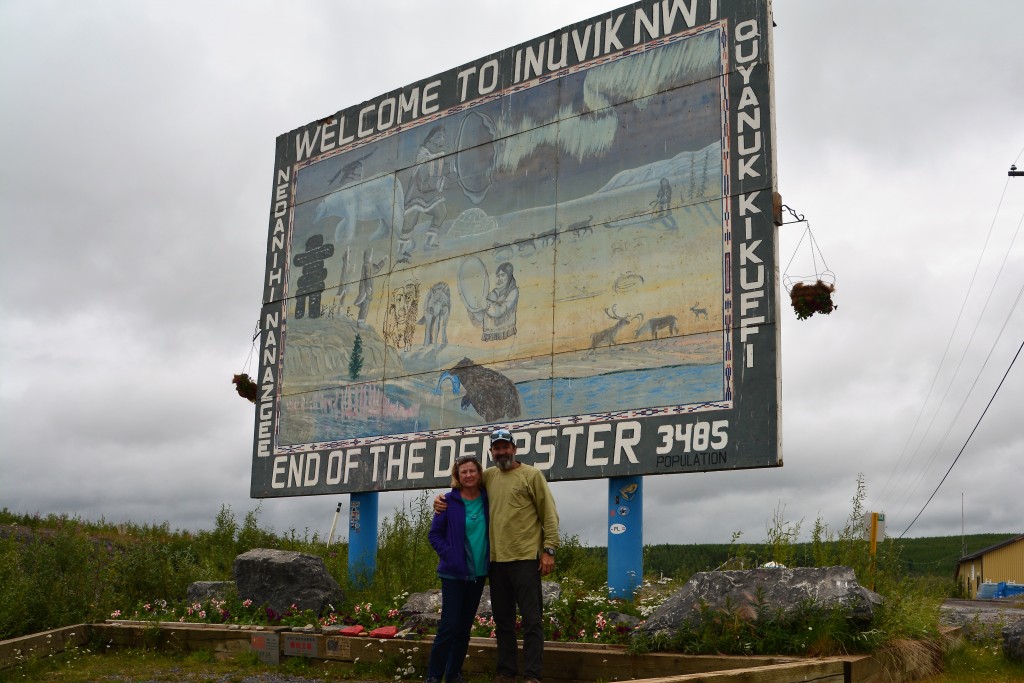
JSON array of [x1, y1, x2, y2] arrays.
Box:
[[961, 493, 966, 558], [1010, 164, 1023, 177]]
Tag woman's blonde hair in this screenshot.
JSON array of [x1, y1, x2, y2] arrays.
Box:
[[450, 455, 482, 490]]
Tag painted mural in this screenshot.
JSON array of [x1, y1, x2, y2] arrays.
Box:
[[277, 26, 729, 448]]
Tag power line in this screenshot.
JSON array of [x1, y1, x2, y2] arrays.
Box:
[[877, 174, 1018, 509], [899, 335, 1024, 538], [890, 213, 1024, 520]]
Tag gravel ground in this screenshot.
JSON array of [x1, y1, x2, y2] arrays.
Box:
[[939, 598, 1024, 641], [95, 674, 381, 683], [100, 677, 331, 683]]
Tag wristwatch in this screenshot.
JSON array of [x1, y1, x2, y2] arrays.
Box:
[[543, 547, 556, 557]]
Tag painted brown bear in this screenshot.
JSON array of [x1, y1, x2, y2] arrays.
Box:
[[447, 357, 522, 422]]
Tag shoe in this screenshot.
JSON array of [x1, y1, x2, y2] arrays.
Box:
[[524, 678, 542, 683], [492, 675, 516, 683]]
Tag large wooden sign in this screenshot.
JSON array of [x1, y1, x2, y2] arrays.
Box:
[[253, 0, 780, 497]]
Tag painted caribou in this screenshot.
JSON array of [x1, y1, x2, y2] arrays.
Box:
[[635, 314, 678, 340], [589, 305, 643, 356]]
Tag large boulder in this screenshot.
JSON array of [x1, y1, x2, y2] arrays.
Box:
[[399, 581, 563, 624], [940, 602, 1016, 642], [401, 588, 442, 616], [186, 580, 235, 605], [401, 611, 443, 632], [638, 566, 882, 638], [233, 548, 343, 617], [1003, 618, 1024, 661], [476, 581, 562, 614]]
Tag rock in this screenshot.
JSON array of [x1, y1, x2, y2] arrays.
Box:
[[605, 611, 641, 630], [401, 612, 443, 632], [477, 586, 492, 616], [233, 548, 343, 617], [1003, 618, 1024, 661], [638, 566, 882, 638], [939, 603, 1011, 641], [542, 581, 562, 606], [186, 580, 235, 605], [401, 581, 562, 621], [400, 589, 442, 616]]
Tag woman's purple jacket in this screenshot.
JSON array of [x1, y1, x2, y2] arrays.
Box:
[[428, 488, 490, 581]]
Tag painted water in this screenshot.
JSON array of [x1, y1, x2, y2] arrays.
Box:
[[291, 362, 722, 446]]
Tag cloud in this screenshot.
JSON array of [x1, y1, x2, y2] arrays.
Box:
[[1, 0, 1022, 563]]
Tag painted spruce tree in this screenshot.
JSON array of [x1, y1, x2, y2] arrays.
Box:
[[348, 334, 364, 380]]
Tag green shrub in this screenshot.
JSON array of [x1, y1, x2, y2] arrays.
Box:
[[353, 493, 438, 601], [0, 480, 981, 663], [553, 533, 606, 587]]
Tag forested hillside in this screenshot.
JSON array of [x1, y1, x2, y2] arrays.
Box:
[[625, 533, 1017, 580]]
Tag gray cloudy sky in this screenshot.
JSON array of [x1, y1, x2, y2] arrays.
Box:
[[2, 1, 1022, 550]]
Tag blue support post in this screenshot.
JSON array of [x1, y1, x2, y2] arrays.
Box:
[[348, 491, 379, 588], [607, 476, 643, 600]]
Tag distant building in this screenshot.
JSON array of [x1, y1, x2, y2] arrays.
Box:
[[954, 534, 1024, 599]]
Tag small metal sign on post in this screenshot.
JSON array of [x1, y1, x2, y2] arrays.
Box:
[[864, 511, 886, 554]]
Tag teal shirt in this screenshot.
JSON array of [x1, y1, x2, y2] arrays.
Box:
[[464, 495, 488, 577]]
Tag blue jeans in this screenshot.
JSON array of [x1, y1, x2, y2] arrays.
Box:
[[426, 576, 487, 682], [490, 560, 544, 679]]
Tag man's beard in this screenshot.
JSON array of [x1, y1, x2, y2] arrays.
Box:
[[494, 454, 514, 471]]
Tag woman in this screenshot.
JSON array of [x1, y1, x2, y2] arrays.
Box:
[[482, 261, 519, 341], [426, 455, 490, 683]]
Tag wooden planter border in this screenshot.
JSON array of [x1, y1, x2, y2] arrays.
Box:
[[0, 622, 945, 683]]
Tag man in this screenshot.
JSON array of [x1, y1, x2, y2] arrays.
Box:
[[435, 427, 559, 683]]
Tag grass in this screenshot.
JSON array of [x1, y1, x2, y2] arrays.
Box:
[[2, 477, 1023, 680], [923, 639, 1024, 682], [0, 645, 498, 683], [0, 646, 327, 682], [2, 639, 1021, 683]]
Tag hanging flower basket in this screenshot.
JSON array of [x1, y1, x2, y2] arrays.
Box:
[[232, 373, 258, 403], [789, 280, 836, 320]]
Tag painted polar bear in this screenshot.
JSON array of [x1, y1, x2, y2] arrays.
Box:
[[313, 175, 405, 245]]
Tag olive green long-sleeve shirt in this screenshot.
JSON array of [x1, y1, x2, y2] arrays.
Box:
[[482, 463, 559, 562]]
